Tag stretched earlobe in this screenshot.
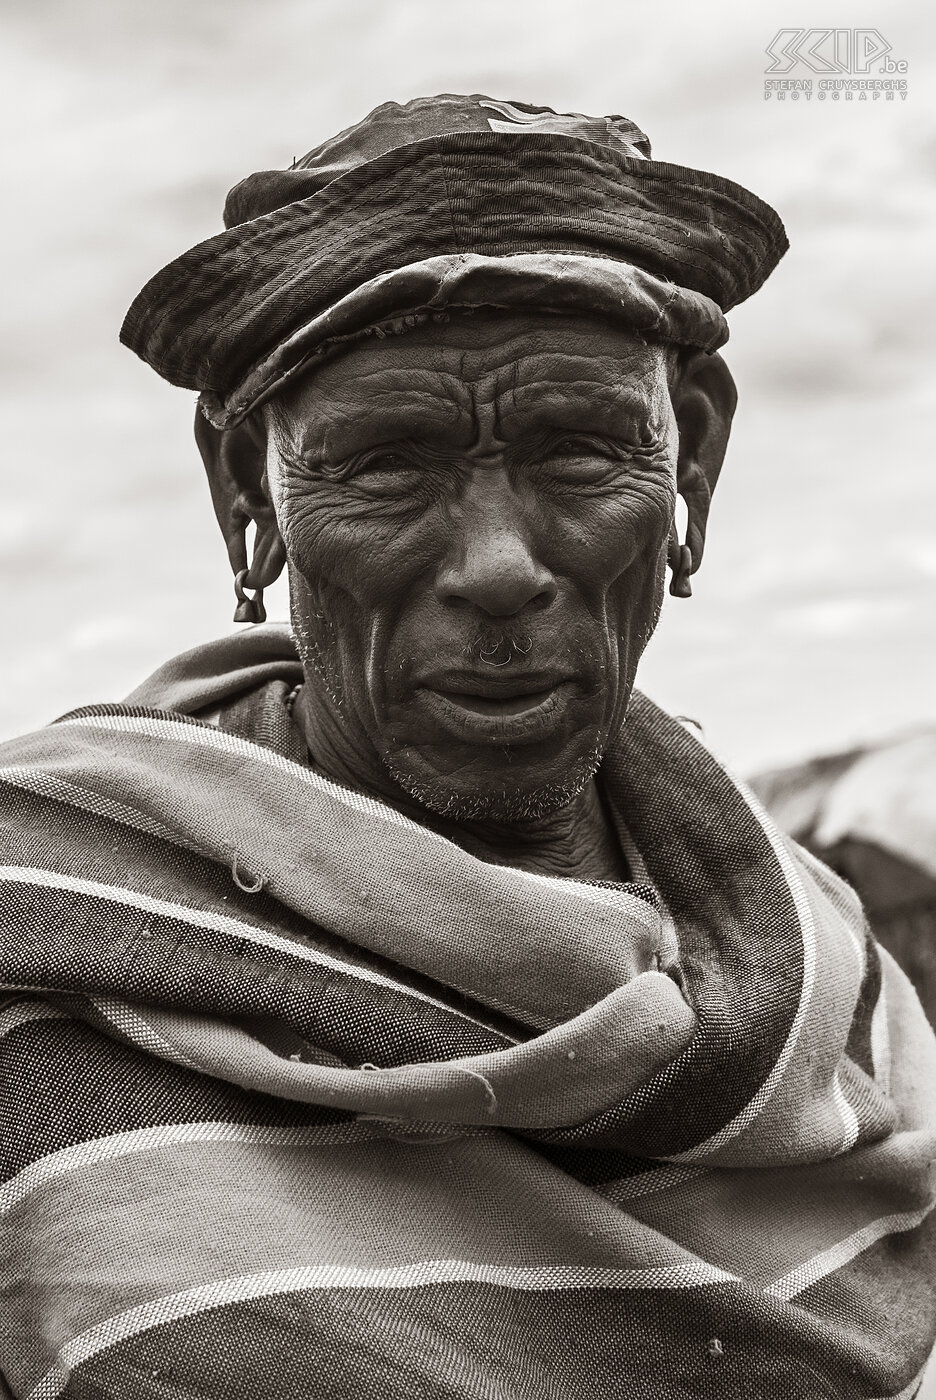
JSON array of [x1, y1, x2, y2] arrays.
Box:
[[669, 349, 737, 587], [193, 406, 287, 623]]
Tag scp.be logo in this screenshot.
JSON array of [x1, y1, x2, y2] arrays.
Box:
[[765, 29, 907, 75]]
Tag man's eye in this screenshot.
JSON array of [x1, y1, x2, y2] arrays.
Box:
[[548, 434, 614, 459], [536, 435, 621, 483], [344, 450, 425, 497], [355, 451, 413, 474]]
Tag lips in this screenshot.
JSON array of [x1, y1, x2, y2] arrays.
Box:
[[413, 669, 574, 742], [435, 687, 555, 716]]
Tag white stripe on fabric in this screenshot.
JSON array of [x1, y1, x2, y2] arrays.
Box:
[[610, 820, 679, 953], [26, 1256, 739, 1400], [871, 972, 891, 1092], [765, 1204, 932, 1301], [0, 1119, 378, 1216], [0, 765, 196, 849], [54, 711, 493, 837], [793, 841, 867, 979], [668, 777, 818, 1162], [57, 711, 658, 917], [831, 1073, 861, 1155], [0, 865, 502, 1035], [0, 999, 66, 1042], [85, 996, 204, 1073], [595, 1163, 710, 1203], [511, 865, 661, 924]]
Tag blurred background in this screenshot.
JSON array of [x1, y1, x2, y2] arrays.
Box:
[[0, 0, 933, 777]]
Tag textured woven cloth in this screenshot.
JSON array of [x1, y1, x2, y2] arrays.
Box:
[[119, 94, 788, 428], [1, 627, 934, 1399]]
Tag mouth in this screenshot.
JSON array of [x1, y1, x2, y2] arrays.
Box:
[[414, 671, 575, 741], [434, 687, 555, 716]]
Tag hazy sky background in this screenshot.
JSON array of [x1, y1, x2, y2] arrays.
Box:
[[1, 0, 934, 774]]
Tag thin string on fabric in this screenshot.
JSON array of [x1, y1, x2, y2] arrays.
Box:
[[231, 858, 266, 894], [357, 1059, 496, 1119]]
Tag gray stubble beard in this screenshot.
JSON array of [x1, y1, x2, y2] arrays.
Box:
[[384, 742, 606, 824]]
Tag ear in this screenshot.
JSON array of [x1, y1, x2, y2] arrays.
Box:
[[193, 407, 287, 613], [667, 349, 737, 592]]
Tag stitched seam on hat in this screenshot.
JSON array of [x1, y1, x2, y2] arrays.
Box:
[[147, 150, 771, 313], [434, 142, 466, 254]]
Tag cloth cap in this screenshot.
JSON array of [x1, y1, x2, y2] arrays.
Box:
[[120, 94, 789, 427]]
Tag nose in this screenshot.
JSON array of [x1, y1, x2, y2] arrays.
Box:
[[434, 473, 557, 617]]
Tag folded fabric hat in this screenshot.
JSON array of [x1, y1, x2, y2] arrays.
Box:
[[120, 93, 789, 428]]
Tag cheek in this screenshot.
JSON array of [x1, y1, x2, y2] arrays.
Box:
[[572, 483, 672, 683], [280, 486, 445, 715], [279, 483, 435, 610], [567, 477, 675, 604]]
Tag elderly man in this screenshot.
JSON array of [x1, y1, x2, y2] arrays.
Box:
[[1, 96, 934, 1400]]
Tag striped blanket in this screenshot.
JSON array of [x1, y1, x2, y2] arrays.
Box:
[[2, 626, 935, 1399]]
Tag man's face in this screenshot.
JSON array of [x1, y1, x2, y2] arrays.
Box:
[[265, 311, 679, 820]]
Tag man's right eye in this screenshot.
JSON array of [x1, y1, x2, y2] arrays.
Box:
[[343, 449, 428, 497], [355, 451, 412, 474]]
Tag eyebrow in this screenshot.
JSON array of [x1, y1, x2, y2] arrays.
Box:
[[303, 383, 475, 461], [298, 360, 662, 460]]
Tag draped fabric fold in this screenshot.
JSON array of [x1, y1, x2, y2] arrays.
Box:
[[1, 627, 934, 1399]]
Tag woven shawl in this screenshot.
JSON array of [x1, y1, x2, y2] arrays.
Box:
[[1, 626, 935, 1399]]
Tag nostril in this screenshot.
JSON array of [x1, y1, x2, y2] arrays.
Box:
[[435, 523, 557, 617], [529, 584, 557, 611], [443, 574, 555, 618]]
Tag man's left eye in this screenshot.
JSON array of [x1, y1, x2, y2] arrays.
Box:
[[537, 435, 621, 481], [547, 434, 614, 458]]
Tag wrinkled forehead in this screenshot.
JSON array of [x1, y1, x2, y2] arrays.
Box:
[[269, 310, 674, 456]]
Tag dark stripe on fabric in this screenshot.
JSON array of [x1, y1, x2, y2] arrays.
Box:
[[0, 772, 527, 1056], [535, 1144, 658, 1187], [0, 876, 515, 1069], [0, 1014, 349, 1180], [0, 1006, 689, 1199], [792, 1214, 936, 1398], [545, 692, 805, 1154], [6, 704, 533, 1049], [54, 1280, 877, 1400]]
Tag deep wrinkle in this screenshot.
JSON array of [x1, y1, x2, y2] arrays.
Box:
[[261, 311, 712, 881]]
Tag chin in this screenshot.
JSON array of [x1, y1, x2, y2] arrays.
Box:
[[384, 746, 604, 824]]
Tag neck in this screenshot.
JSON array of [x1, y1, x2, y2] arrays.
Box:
[[291, 682, 630, 884]]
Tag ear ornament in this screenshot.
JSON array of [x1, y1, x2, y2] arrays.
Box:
[[233, 568, 267, 624], [669, 543, 693, 599]]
